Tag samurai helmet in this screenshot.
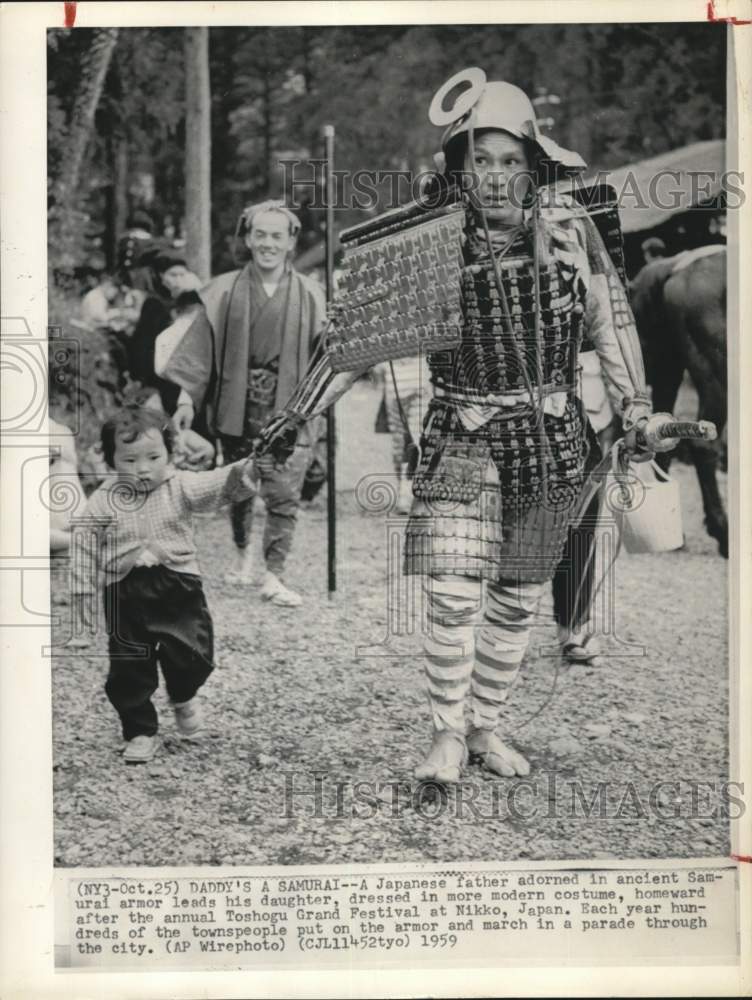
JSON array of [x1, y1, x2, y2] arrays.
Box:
[[429, 68, 586, 184]]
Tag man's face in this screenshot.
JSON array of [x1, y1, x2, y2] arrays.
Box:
[[245, 211, 296, 273], [464, 131, 531, 226], [160, 265, 190, 297], [112, 428, 170, 492]]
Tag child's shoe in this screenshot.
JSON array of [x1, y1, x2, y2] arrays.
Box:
[[260, 571, 302, 607], [172, 697, 204, 738], [123, 734, 159, 764]]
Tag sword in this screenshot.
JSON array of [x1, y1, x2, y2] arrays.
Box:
[[648, 418, 717, 443], [573, 415, 719, 527]]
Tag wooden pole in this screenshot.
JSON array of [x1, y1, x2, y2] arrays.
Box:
[[184, 27, 212, 282], [324, 124, 337, 596]]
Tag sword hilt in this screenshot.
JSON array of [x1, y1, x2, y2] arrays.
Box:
[[628, 414, 718, 457], [652, 419, 718, 442]]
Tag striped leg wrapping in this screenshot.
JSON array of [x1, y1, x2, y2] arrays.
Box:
[[471, 581, 544, 729], [422, 575, 482, 732]]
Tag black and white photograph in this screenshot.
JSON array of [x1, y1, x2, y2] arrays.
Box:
[[45, 12, 733, 863], [1, 1, 749, 994]]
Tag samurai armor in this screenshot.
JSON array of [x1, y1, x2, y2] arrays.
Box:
[[404, 220, 592, 585], [412, 442, 489, 504], [429, 226, 585, 397], [562, 182, 627, 286], [404, 397, 590, 584], [326, 197, 465, 371]]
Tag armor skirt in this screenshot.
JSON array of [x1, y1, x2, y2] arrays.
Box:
[[403, 396, 590, 585]]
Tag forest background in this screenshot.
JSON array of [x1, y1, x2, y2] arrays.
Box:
[[48, 21, 726, 280], [45, 22, 726, 448]]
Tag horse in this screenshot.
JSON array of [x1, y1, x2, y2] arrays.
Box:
[[630, 246, 727, 557]]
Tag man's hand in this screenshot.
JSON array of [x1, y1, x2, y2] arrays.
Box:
[[174, 429, 215, 470], [638, 412, 685, 453], [621, 395, 652, 433], [173, 403, 195, 432], [254, 410, 302, 464], [622, 418, 654, 463], [624, 411, 681, 462]]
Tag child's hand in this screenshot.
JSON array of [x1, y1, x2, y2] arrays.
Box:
[[254, 453, 276, 476], [254, 410, 301, 464], [241, 458, 259, 490]]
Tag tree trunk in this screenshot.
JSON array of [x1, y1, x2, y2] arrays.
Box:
[[103, 133, 129, 270], [262, 70, 272, 194], [184, 27, 212, 281], [51, 28, 119, 266], [113, 136, 129, 244], [103, 140, 116, 271], [53, 28, 119, 211]]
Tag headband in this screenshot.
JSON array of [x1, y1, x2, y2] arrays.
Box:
[[239, 200, 301, 236]]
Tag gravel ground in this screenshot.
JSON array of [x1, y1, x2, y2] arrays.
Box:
[[53, 382, 729, 867]]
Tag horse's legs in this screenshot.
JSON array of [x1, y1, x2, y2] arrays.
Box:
[[689, 442, 727, 557], [691, 386, 727, 558], [662, 256, 727, 556]]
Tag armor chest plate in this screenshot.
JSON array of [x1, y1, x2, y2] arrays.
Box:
[[428, 248, 586, 396]]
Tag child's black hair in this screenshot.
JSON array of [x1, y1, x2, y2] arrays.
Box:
[[101, 405, 175, 468]]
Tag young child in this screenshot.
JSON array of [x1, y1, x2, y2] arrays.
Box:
[[72, 405, 256, 763]]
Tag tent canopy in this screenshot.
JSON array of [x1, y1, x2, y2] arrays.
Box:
[[581, 140, 725, 234]]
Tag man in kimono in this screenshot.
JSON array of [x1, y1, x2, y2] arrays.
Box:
[[163, 201, 326, 607]]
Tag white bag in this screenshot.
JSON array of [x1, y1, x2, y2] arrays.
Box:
[[154, 311, 197, 377], [609, 451, 684, 554]]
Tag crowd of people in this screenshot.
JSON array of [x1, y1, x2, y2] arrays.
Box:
[[56, 71, 677, 777]]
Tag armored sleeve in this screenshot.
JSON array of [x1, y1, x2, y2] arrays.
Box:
[[579, 215, 651, 430], [281, 352, 368, 420], [254, 352, 370, 460]]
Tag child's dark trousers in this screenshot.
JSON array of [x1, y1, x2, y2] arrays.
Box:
[[103, 565, 214, 739]]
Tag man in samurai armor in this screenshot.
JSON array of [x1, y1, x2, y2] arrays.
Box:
[[255, 70, 676, 781], [162, 201, 326, 607]]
